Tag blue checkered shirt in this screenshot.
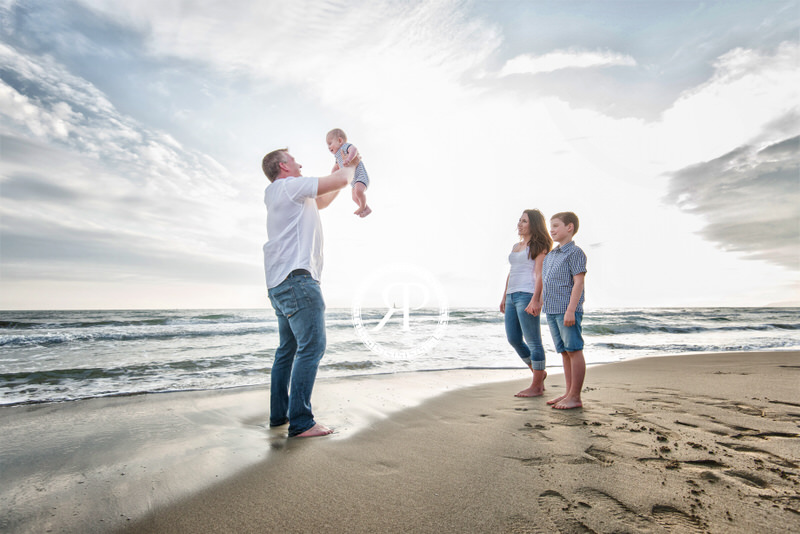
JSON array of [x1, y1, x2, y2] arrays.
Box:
[[542, 241, 587, 314]]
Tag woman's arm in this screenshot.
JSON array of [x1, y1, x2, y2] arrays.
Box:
[[525, 252, 545, 316], [500, 274, 509, 313]]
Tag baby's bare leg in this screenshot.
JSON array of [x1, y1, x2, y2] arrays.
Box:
[[352, 182, 371, 217]]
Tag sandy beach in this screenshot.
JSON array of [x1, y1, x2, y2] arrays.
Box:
[[2, 351, 799, 533]]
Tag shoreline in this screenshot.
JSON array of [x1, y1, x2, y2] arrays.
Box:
[[2, 351, 798, 533]]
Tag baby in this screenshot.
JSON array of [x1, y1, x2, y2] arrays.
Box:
[[326, 128, 371, 217]]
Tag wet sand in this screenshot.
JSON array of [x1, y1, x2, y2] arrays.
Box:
[[2, 352, 799, 533]]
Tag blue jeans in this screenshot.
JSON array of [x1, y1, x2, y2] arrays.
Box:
[[267, 273, 326, 437], [546, 312, 584, 353], [504, 292, 546, 371]]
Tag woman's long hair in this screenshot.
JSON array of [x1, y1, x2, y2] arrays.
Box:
[[524, 209, 553, 260]]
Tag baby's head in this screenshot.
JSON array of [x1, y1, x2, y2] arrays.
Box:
[[326, 128, 347, 154]]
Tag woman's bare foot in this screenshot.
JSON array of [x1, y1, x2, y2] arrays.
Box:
[[515, 370, 546, 397], [546, 394, 566, 406], [295, 423, 334, 438], [552, 397, 583, 410], [515, 386, 544, 397]]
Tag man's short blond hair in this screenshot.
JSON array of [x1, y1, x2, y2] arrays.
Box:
[[262, 148, 288, 182], [326, 128, 347, 141]]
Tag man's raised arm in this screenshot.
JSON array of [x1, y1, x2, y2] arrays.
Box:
[[316, 155, 360, 209]]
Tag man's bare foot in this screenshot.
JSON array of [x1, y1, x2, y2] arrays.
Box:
[[552, 398, 583, 410], [294, 423, 334, 438], [546, 394, 566, 405]]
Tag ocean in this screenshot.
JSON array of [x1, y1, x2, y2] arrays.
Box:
[[1, 307, 798, 406]]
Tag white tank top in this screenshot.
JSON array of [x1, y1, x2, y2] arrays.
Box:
[[507, 247, 536, 294]]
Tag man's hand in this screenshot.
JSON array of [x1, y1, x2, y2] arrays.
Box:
[[342, 145, 360, 166], [564, 310, 576, 326]]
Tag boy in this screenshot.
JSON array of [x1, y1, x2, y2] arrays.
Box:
[[326, 128, 371, 217], [542, 211, 587, 410]]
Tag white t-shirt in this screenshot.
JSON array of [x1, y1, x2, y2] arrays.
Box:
[[262, 176, 321, 289]]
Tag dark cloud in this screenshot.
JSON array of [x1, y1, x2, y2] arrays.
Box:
[[0, 134, 75, 165], [666, 133, 800, 270], [482, 69, 674, 121], [0, 220, 259, 284], [1, 173, 78, 201], [758, 135, 799, 158]]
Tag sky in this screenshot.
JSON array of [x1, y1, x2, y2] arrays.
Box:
[[0, 0, 798, 310]]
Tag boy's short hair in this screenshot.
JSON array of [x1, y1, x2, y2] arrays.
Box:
[[326, 128, 347, 141], [551, 211, 580, 235], [262, 148, 288, 182]]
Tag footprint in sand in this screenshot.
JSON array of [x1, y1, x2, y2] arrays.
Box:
[[574, 487, 660, 532], [636, 396, 683, 408], [364, 460, 400, 476], [651, 504, 707, 533], [504, 513, 559, 534], [536, 490, 595, 533], [716, 441, 798, 469], [582, 445, 616, 466], [722, 469, 770, 489], [504, 455, 549, 467]]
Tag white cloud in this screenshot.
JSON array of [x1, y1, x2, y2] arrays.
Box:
[[0, 43, 235, 197], [0, 81, 69, 139], [500, 49, 637, 76], [2, 1, 798, 309], [0, 43, 266, 294], [655, 41, 800, 166], [76, 0, 500, 115]]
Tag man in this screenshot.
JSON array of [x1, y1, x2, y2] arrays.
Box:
[[261, 148, 358, 437]]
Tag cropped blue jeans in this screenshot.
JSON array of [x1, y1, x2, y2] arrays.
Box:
[[504, 292, 546, 371], [267, 273, 326, 437]]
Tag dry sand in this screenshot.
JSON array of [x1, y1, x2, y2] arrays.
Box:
[[3, 352, 799, 533]]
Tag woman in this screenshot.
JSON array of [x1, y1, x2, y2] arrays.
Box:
[[500, 209, 553, 397]]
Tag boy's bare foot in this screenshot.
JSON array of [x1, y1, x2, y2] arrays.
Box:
[[552, 398, 583, 410], [294, 423, 334, 438], [546, 394, 566, 405], [355, 206, 372, 217]]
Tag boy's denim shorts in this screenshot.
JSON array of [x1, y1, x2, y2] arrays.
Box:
[[546, 312, 584, 353]]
